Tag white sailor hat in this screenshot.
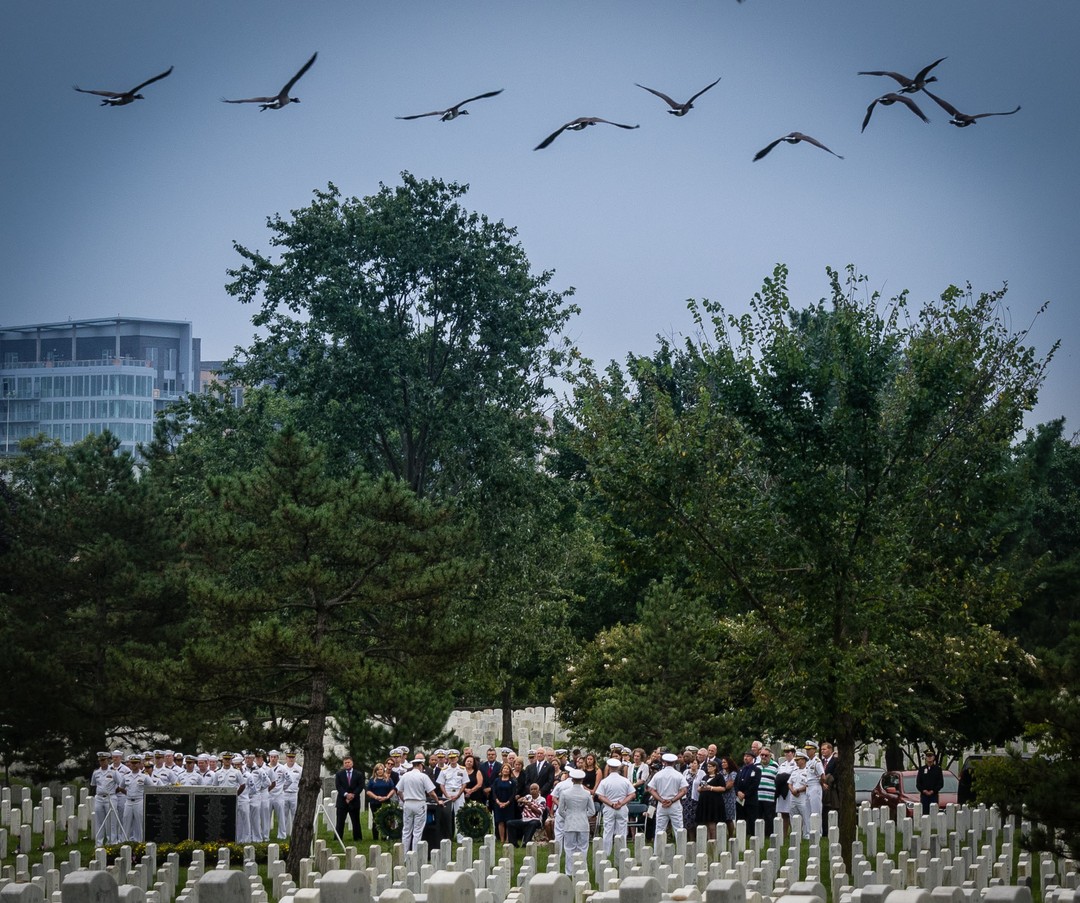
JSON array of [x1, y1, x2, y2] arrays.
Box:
[[435, 748, 447, 756], [97, 751, 109, 759], [794, 750, 809, 761], [661, 753, 679, 764], [568, 768, 586, 780], [412, 754, 426, 764], [804, 740, 818, 749], [606, 757, 623, 768], [555, 748, 568, 755], [447, 748, 460, 758], [112, 749, 124, 757], [269, 749, 281, 757], [128, 753, 142, 762], [197, 753, 210, 762], [684, 745, 699, 753], [185, 755, 197, 764], [609, 743, 621, 751]]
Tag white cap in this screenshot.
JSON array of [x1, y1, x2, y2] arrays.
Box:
[[662, 753, 679, 764], [606, 757, 623, 768], [568, 768, 586, 780]]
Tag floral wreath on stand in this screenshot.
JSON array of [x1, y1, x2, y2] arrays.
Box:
[[456, 801, 493, 841], [372, 803, 404, 840]]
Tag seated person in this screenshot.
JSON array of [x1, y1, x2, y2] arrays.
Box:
[[507, 783, 547, 846]]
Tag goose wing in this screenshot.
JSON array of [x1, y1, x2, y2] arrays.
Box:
[[280, 52, 318, 95], [74, 86, 125, 98], [456, 88, 504, 108], [686, 76, 722, 105], [221, 96, 278, 104], [894, 93, 930, 122], [534, 119, 579, 150], [857, 69, 914, 88], [636, 83, 681, 109], [922, 88, 961, 117], [912, 57, 946, 85], [129, 66, 174, 94], [792, 132, 843, 158], [971, 105, 1021, 120], [753, 136, 786, 161]]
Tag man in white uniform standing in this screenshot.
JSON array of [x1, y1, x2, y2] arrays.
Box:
[[558, 768, 594, 875], [397, 754, 440, 854], [648, 752, 686, 839], [596, 757, 635, 857]]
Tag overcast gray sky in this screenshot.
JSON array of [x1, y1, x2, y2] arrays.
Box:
[[4, 1, 1077, 432]]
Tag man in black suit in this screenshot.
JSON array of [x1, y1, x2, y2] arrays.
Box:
[[820, 740, 840, 825], [522, 746, 556, 797], [478, 746, 502, 809], [335, 755, 364, 841]]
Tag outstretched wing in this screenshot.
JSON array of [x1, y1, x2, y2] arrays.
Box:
[[636, 83, 681, 109], [396, 110, 445, 120], [281, 52, 318, 95], [857, 69, 913, 88], [912, 57, 946, 85], [753, 137, 785, 161], [922, 88, 961, 117], [594, 118, 639, 130], [794, 133, 843, 158], [895, 94, 930, 123], [534, 121, 574, 150], [457, 88, 504, 107], [221, 96, 277, 104], [129, 66, 174, 94], [74, 86, 124, 98], [861, 98, 881, 132], [686, 76, 722, 105], [972, 105, 1021, 120]]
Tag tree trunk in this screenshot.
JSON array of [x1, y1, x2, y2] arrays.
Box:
[[286, 672, 329, 879], [501, 681, 514, 749], [836, 729, 857, 874], [885, 739, 904, 771]]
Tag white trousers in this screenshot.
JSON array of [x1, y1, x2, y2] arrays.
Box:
[[402, 802, 427, 853], [601, 806, 627, 856], [654, 799, 684, 837]]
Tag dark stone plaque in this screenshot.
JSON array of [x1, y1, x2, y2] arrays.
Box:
[[145, 788, 190, 844], [193, 789, 236, 842]]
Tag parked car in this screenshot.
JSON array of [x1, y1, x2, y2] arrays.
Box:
[[869, 769, 959, 818], [854, 766, 884, 805]]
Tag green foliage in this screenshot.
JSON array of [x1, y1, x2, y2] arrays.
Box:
[[0, 433, 182, 780], [559, 264, 1052, 861], [226, 173, 577, 498]]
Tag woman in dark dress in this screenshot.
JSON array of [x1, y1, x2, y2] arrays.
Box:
[[491, 763, 518, 842], [582, 753, 599, 793], [697, 758, 726, 840], [462, 754, 485, 805], [365, 763, 396, 840]]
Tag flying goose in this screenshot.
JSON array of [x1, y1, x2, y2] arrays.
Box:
[[534, 117, 639, 150], [73, 66, 173, 106], [635, 76, 721, 116], [858, 57, 946, 94], [861, 93, 930, 132], [753, 132, 843, 161], [922, 89, 1020, 127], [396, 89, 504, 121], [221, 52, 317, 110]]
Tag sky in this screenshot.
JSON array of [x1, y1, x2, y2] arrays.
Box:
[[4, 1, 1078, 433]]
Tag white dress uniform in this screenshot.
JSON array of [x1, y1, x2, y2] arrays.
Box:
[[788, 759, 811, 838], [397, 764, 437, 854], [216, 760, 248, 842], [648, 759, 686, 837], [122, 765, 153, 842], [774, 753, 797, 816], [558, 778, 594, 875], [550, 773, 570, 850], [803, 752, 824, 818], [268, 755, 288, 838], [436, 762, 468, 838], [282, 757, 302, 834], [595, 765, 636, 856], [177, 764, 203, 786], [91, 760, 122, 844], [111, 755, 131, 823], [254, 759, 272, 840]]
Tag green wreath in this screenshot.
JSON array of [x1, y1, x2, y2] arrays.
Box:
[[456, 801, 493, 841], [372, 803, 403, 839]]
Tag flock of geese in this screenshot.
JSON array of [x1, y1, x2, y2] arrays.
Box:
[[73, 53, 1021, 158]]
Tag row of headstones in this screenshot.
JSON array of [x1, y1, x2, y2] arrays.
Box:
[[442, 709, 565, 755], [1, 787, 93, 858]]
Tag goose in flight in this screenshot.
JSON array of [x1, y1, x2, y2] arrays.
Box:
[[922, 89, 1020, 127], [396, 89, 504, 121], [222, 52, 317, 110], [858, 57, 946, 94], [754, 132, 843, 161], [635, 76, 721, 116], [861, 93, 930, 132], [534, 117, 639, 150], [73, 66, 173, 106]]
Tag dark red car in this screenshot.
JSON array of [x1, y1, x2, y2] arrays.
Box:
[[869, 769, 959, 818]]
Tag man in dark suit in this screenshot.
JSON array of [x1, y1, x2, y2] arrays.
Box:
[[522, 746, 556, 797], [335, 755, 364, 841], [821, 740, 840, 825], [478, 746, 502, 809]]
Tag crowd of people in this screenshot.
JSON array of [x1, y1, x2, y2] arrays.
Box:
[[88, 736, 850, 863], [88, 747, 301, 844], [345, 738, 843, 869]]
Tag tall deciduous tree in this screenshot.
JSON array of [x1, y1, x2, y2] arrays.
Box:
[[560, 265, 1053, 863], [226, 173, 576, 498], [180, 427, 474, 877], [0, 433, 181, 780]]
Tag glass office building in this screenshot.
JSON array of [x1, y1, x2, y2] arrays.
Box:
[[0, 317, 201, 458]]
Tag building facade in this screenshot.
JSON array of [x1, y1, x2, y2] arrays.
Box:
[[0, 317, 201, 458]]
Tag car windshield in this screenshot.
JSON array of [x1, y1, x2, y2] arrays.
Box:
[[855, 770, 881, 791], [901, 771, 959, 793]]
